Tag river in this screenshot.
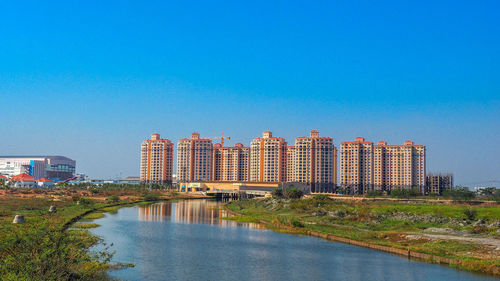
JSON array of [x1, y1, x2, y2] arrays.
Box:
[[90, 199, 497, 281]]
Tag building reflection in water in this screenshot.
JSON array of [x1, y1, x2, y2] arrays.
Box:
[[138, 199, 263, 229]]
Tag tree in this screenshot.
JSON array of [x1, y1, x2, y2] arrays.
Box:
[[443, 186, 475, 201], [108, 195, 119, 203], [271, 188, 283, 199]]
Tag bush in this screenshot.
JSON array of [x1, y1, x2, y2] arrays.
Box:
[[290, 218, 304, 228], [366, 190, 383, 197], [390, 188, 421, 199], [71, 195, 80, 202], [144, 193, 159, 202], [0, 222, 111, 280], [271, 188, 283, 199], [108, 195, 119, 203], [313, 194, 330, 200], [443, 187, 476, 201], [78, 197, 94, 206], [271, 186, 303, 199], [283, 187, 304, 199], [463, 207, 478, 221]]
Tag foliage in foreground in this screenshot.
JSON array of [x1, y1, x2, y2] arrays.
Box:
[[0, 221, 111, 281]]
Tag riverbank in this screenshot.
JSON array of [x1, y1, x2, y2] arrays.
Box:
[[0, 189, 208, 280], [226, 197, 500, 276]]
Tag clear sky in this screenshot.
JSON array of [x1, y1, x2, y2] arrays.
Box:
[[0, 1, 498, 186]]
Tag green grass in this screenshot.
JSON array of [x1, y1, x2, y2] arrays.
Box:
[[83, 212, 106, 220], [0, 197, 112, 280], [221, 216, 260, 223], [73, 223, 101, 229]]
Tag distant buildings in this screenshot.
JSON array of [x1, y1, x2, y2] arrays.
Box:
[[426, 173, 453, 195], [140, 131, 432, 195], [140, 133, 174, 184], [0, 156, 76, 181], [249, 131, 288, 182], [176, 132, 212, 182], [340, 138, 426, 194]]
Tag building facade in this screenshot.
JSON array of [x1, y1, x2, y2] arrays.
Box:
[[374, 140, 426, 192], [212, 143, 250, 181], [289, 130, 337, 193], [140, 133, 174, 184], [340, 138, 425, 194], [0, 156, 76, 181], [340, 137, 374, 194], [177, 132, 213, 182], [426, 173, 453, 195], [286, 146, 296, 182], [250, 131, 287, 182]]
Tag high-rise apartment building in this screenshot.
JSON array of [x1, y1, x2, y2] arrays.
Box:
[[250, 131, 287, 182], [177, 132, 213, 182], [340, 137, 374, 194], [212, 143, 250, 181], [289, 130, 337, 193], [286, 146, 296, 182], [140, 133, 174, 184], [340, 137, 425, 194], [426, 173, 453, 195], [374, 140, 426, 192]]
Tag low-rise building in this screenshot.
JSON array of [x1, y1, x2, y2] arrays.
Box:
[[426, 173, 453, 195], [37, 178, 55, 188], [9, 173, 37, 188], [0, 156, 76, 181]]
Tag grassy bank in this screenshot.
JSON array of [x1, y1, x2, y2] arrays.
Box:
[[0, 189, 201, 280], [226, 197, 500, 276]]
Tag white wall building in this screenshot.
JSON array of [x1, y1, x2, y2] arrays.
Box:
[[0, 156, 76, 181]]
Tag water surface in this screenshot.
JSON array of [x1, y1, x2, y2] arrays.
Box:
[[90, 200, 496, 281]]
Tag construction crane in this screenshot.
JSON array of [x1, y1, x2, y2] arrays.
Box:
[[210, 132, 231, 146]]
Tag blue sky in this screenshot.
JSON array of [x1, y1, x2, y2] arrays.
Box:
[[0, 1, 498, 185]]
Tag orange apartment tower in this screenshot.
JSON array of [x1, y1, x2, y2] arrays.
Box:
[[373, 140, 426, 192], [212, 143, 250, 181], [140, 133, 174, 184], [340, 137, 425, 194], [250, 131, 287, 182], [177, 132, 213, 182], [289, 130, 337, 193], [286, 146, 296, 182]]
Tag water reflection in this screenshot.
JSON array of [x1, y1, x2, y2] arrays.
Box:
[[138, 199, 263, 229], [91, 200, 497, 281]]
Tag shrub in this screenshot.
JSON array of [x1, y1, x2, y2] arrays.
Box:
[[443, 187, 476, 201], [290, 218, 304, 228], [78, 197, 94, 206], [463, 207, 478, 221], [313, 194, 330, 200], [271, 186, 303, 199], [108, 195, 119, 203], [366, 190, 383, 197], [71, 195, 81, 202], [144, 193, 159, 202], [390, 188, 421, 199], [0, 222, 111, 280], [283, 187, 304, 199], [271, 188, 283, 199]]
